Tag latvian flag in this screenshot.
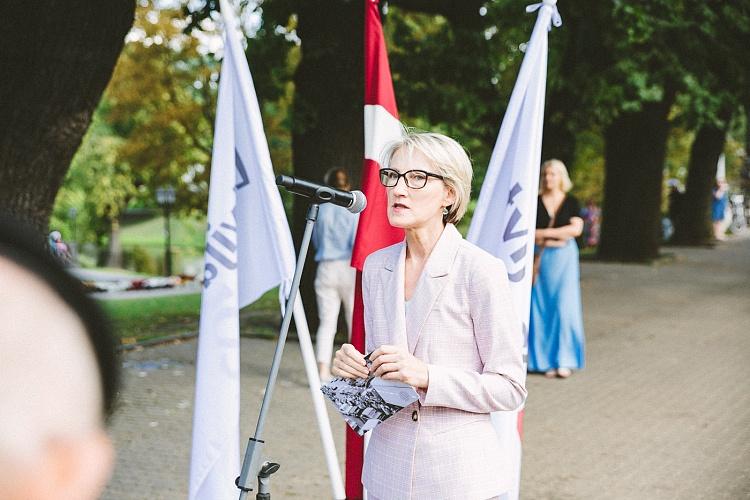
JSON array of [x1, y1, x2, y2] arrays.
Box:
[[347, 0, 404, 498]]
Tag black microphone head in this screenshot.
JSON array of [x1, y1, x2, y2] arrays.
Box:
[[348, 190, 367, 214], [276, 174, 293, 187]]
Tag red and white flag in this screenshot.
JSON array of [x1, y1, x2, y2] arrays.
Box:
[[347, 0, 403, 497]]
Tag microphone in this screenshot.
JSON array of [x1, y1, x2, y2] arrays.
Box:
[[275, 175, 367, 214]]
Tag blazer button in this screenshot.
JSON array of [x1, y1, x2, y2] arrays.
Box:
[[411, 410, 419, 422]]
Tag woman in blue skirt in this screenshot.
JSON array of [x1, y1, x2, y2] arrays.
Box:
[[711, 178, 729, 241], [528, 159, 585, 378]]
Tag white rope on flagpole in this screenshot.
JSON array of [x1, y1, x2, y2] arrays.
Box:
[[526, 0, 562, 31]]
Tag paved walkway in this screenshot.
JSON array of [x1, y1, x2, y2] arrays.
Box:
[[102, 237, 750, 499]]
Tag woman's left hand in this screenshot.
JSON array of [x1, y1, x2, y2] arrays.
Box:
[[369, 345, 429, 389]]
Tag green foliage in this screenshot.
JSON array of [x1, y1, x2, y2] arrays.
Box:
[[383, 4, 523, 185], [570, 131, 605, 205], [673, 3, 750, 128], [51, 113, 136, 245], [556, 0, 747, 129], [53, 0, 299, 250], [104, 2, 219, 213], [108, 0, 301, 197], [53, 1, 217, 247], [124, 245, 160, 275], [184, 0, 299, 174], [665, 125, 694, 183], [724, 116, 747, 185], [53, 0, 750, 258]]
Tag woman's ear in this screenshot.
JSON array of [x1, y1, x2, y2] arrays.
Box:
[[443, 184, 457, 209]]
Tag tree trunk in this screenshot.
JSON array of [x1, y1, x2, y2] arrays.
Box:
[[291, 1, 365, 329], [0, 1, 135, 233], [671, 121, 728, 245], [598, 99, 674, 261], [541, 105, 577, 169], [106, 217, 123, 268]]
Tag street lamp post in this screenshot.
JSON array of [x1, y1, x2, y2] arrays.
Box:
[[156, 185, 176, 276], [67, 207, 78, 262]]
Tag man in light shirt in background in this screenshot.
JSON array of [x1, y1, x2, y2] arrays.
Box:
[[311, 168, 359, 381]]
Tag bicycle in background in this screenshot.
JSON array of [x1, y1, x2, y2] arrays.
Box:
[[728, 192, 748, 235]]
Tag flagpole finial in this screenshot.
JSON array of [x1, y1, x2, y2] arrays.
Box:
[[526, 0, 562, 29]]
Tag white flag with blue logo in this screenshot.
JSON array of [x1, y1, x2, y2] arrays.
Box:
[[467, 1, 562, 499], [188, 2, 298, 498]]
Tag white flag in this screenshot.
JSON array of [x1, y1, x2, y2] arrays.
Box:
[[467, 2, 561, 499], [188, 2, 298, 498]]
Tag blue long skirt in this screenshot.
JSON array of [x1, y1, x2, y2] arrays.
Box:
[[528, 239, 585, 372]]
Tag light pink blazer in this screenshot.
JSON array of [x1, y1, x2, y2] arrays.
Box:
[[361, 224, 527, 500]]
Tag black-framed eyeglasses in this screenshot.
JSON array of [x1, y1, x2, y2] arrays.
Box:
[[379, 168, 444, 189]]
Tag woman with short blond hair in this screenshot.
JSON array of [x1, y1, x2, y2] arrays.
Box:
[[332, 129, 526, 499]]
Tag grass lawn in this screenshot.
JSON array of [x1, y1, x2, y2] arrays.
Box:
[[99, 288, 282, 344], [120, 215, 206, 252]]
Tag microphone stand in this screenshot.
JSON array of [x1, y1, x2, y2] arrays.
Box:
[[235, 203, 319, 500]]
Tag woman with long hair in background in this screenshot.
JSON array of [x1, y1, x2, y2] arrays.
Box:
[[528, 159, 585, 379]]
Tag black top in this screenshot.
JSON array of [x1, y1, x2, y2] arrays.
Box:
[[536, 195, 581, 229]]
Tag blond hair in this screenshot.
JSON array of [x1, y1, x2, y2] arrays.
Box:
[[381, 128, 473, 224], [540, 158, 573, 193]]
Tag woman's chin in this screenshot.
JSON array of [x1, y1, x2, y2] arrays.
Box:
[[388, 219, 409, 229], [387, 213, 411, 229]]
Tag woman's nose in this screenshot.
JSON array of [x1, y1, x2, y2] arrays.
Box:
[[392, 176, 409, 195]]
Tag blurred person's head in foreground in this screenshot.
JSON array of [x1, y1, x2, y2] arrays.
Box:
[[0, 216, 118, 500]]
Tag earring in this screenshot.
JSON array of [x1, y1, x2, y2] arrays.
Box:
[[442, 207, 449, 216]]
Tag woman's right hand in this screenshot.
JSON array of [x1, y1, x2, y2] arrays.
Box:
[[535, 228, 549, 245], [332, 344, 369, 379]]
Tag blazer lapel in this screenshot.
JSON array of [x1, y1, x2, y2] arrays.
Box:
[[405, 224, 462, 353], [381, 242, 408, 350]]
